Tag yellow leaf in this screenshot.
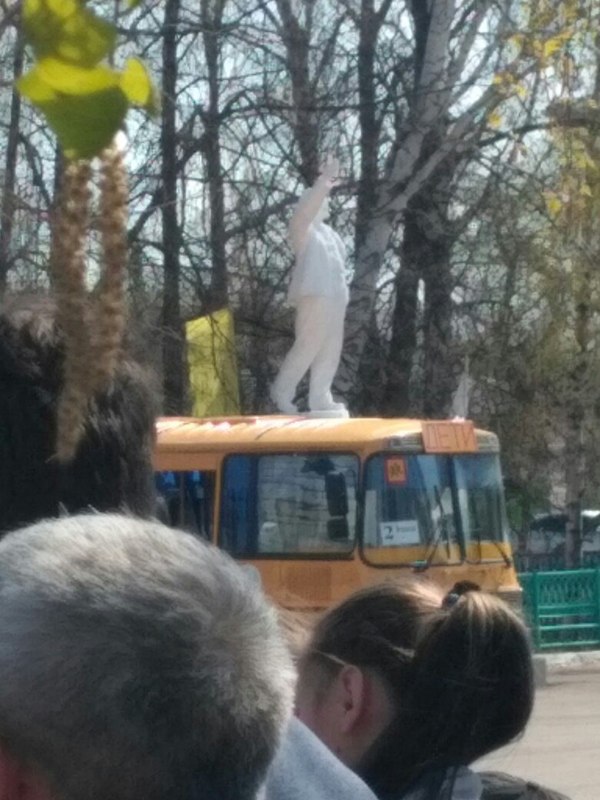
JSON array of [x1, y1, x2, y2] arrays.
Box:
[[508, 34, 524, 50], [487, 111, 502, 129], [580, 183, 593, 197], [16, 67, 57, 102], [544, 192, 562, 218], [542, 37, 564, 59], [24, 0, 77, 21], [515, 82, 528, 100], [37, 58, 119, 95], [120, 58, 152, 106]]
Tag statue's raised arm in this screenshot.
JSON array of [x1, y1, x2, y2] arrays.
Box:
[[288, 156, 340, 253], [271, 155, 349, 417]]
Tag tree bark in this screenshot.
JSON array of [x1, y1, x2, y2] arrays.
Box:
[[564, 406, 584, 570], [564, 273, 591, 569], [202, 0, 228, 310], [160, 0, 185, 413], [354, 0, 381, 257], [421, 156, 455, 417], [337, 0, 457, 405], [382, 225, 420, 416], [0, 29, 24, 296], [275, 0, 319, 183]]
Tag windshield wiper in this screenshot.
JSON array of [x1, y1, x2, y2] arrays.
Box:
[[471, 525, 512, 567], [413, 486, 448, 571]]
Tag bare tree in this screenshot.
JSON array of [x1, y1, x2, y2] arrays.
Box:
[[0, 26, 24, 296], [160, 0, 185, 412]]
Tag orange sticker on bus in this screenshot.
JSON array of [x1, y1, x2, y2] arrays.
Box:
[[385, 457, 407, 484], [421, 421, 477, 453]]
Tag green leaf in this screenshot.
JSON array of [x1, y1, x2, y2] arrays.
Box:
[[19, 0, 157, 160], [23, 0, 116, 67], [36, 89, 128, 159], [19, 64, 127, 158], [127, 0, 143, 7]]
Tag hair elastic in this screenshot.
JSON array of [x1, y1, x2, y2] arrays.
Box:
[[442, 592, 460, 609]]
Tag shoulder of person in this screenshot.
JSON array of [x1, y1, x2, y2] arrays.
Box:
[[265, 718, 378, 800], [479, 771, 572, 800], [399, 767, 481, 800]]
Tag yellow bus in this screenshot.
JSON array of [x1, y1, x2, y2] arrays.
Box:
[[154, 415, 520, 609]]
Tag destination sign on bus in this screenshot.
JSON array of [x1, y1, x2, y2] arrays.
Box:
[[421, 421, 477, 453]]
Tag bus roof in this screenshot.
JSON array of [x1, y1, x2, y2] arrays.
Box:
[[155, 415, 499, 454]]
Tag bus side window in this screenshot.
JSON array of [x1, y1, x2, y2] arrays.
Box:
[[155, 471, 215, 540]]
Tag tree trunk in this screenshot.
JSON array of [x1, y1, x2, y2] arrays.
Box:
[[383, 151, 456, 418], [564, 270, 591, 569], [382, 226, 420, 416], [337, 0, 456, 406], [564, 404, 584, 569], [421, 158, 455, 417], [354, 1, 381, 257], [160, 0, 185, 413], [275, 0, 319, 184], [202, 0, 228, 310], [0, 30, 24, 296]]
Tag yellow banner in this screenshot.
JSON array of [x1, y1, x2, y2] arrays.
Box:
[[185, 308, 240, 417]]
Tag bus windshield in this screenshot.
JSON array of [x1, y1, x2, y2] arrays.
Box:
[[220, 452, 359, 557], [363, 452, 507, 564]]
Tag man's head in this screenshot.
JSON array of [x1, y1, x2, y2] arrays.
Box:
[[0, 300, 156, 532], [0, 513, 293, 800]]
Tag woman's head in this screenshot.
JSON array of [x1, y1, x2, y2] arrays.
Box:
[[296, 580, 441, 767], [296, 580, 534, 795]]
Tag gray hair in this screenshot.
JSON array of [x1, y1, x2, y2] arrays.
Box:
[[0, 514, 294, 800]]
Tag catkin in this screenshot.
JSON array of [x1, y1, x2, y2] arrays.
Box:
[[51, 135, 129, 463], [91, 142, 128, 391], [51, 160, 93, 462]]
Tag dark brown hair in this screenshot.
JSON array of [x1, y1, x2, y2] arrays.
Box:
[[298, 580, 534, 799], [0, 299, 157, 532]]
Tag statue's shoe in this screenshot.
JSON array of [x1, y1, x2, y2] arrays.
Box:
[[309, 398, 347, 413], [270, 385, 298, 414]]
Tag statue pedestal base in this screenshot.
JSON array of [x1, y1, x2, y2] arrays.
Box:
[[305, 408, 349, 419]]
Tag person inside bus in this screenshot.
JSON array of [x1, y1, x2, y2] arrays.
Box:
[[0, 298, 157, 533], [294, 580, 550, 800]]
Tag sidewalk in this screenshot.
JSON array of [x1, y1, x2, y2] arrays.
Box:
[[544, 649, 600, 673], [533, 649, 600, 686]]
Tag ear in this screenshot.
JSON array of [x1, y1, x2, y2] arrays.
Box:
[[0, 746, 51, 800], [337, 664, 368, 735]]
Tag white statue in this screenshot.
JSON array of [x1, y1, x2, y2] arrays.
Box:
[[271, 157, 349, 416]]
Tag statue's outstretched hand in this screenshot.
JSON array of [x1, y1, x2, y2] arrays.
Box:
[[320, 156, 340, 186]]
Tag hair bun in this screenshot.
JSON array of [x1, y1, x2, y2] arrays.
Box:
[[442, 580, 481, 609]]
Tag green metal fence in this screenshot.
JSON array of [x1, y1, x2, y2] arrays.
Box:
[[519, 569, 600, 650]]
